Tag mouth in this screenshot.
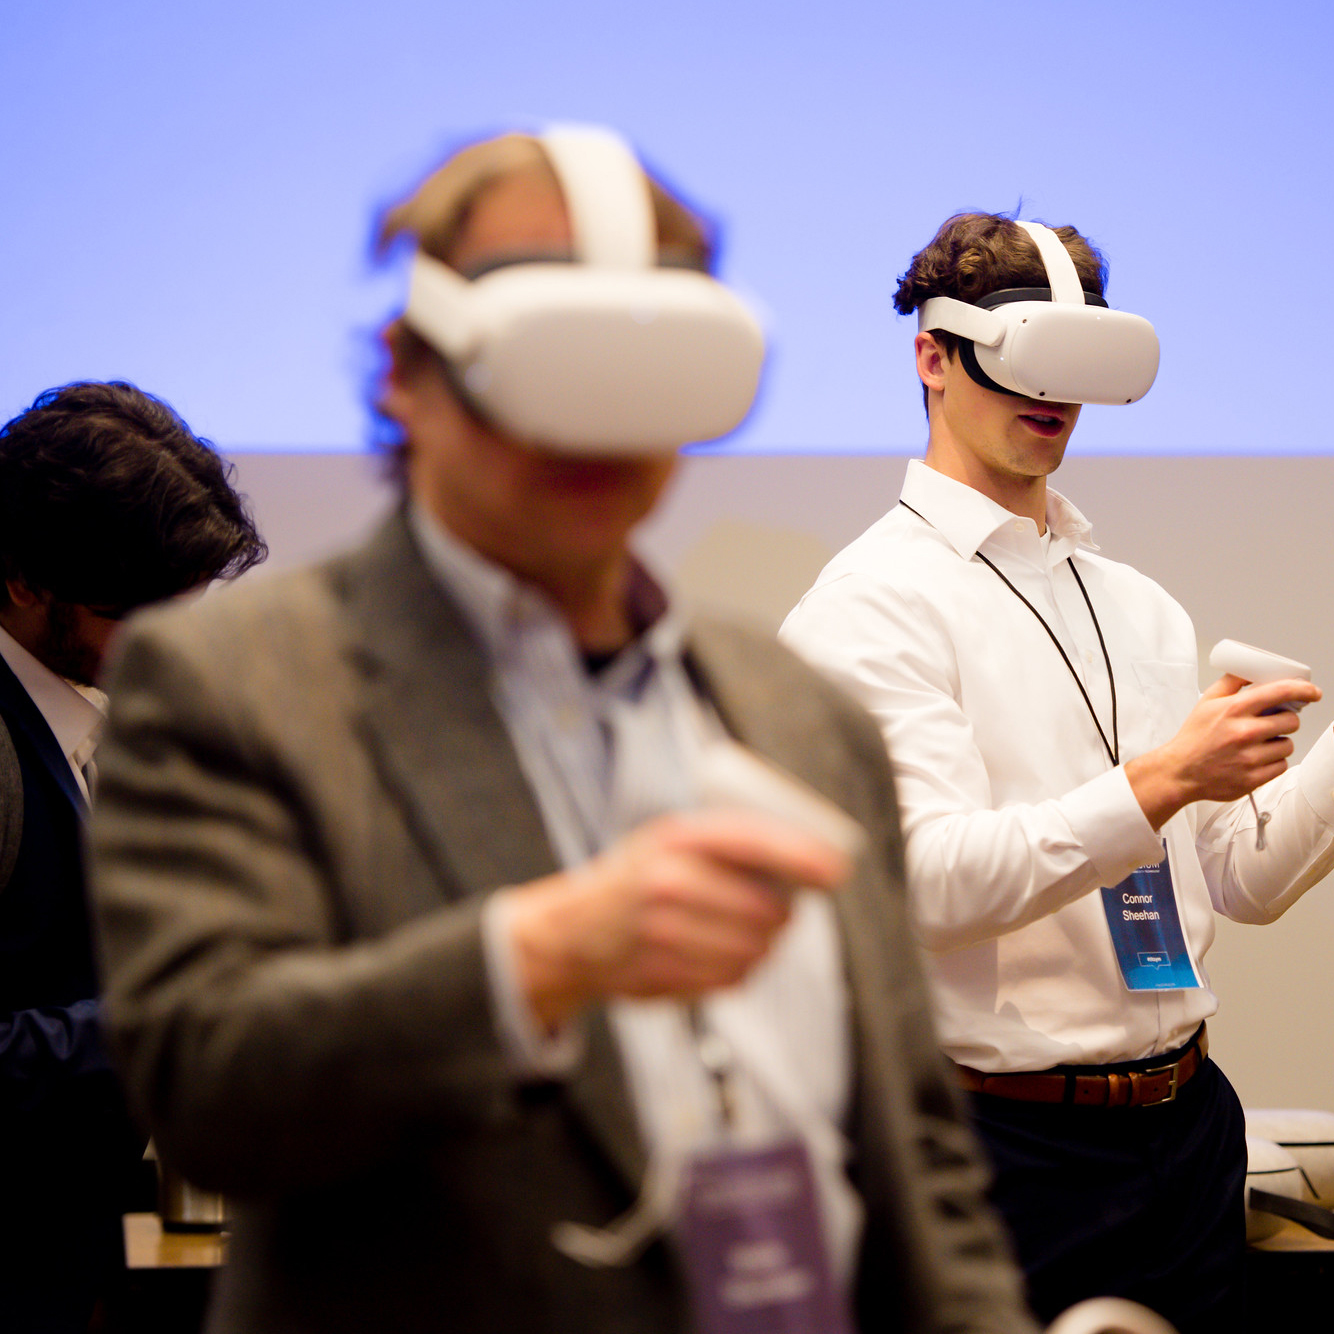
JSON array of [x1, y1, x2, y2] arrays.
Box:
[[1017, 408, 1067, 438], [543, 458, 634, 482], [536, 457, 662, 499]]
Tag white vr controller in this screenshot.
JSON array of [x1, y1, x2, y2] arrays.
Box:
[[917, 220, 1160, 405], [695, 738, 866, 863], [1209, 638, 1312, 711], [404, 126, 766, 455]]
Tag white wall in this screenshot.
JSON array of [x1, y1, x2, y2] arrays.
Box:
[[227, 449, 1334, 1112]]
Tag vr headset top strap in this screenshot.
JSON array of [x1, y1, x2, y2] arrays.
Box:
[[538, 125, 655, 270], [1013, 221, 1085, 304], [405, 125, 657, 359]]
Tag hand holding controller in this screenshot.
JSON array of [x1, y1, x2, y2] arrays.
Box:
[[506, 748, 858, 1028], [1208, 639, 1312, 712], [1129, 640, 1317, 841], [1205, 640, 1318, 851]]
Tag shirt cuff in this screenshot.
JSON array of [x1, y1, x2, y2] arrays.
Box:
[[1062, 765, 1166, 885], [480, 888, 584, 1078], [1295, 723, 1334, 824]]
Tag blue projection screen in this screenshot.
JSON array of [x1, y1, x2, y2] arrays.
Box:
[[3, 0, 1331, 455]]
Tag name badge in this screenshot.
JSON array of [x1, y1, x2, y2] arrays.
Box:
[[1100, 844, 1201, 991], [678, 1139, 852, 1334]]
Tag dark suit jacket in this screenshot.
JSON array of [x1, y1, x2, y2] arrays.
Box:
[[89, 511, 1035, 1334], [0, 653, 141, 1331]]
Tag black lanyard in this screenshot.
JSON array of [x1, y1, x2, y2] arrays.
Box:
[[900, 500, 1120, 768]]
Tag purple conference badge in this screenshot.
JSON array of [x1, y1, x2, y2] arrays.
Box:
[[677, 1139, 852, 1334]]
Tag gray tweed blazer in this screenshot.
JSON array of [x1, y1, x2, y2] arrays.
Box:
[[89, 510, 1034, 1334]]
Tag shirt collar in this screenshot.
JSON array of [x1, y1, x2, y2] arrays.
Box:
[[406, 501, 685, 674], [899, 458, 1098, 563], [0, 623, 104, 767]]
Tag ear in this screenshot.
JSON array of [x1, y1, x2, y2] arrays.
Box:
[[4, 577, 42, 610], [379, 335, 476, 448], [915, 332, 950, 392], [0, 577, 50, 652], [379, 331, 448, 432], [377, 369, 413, 427]]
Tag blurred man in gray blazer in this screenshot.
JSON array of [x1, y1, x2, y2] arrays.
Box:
[[88, 126, 1035, 1334]]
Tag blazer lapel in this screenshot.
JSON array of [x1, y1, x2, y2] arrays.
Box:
[[341, 512, 559, 898], [564, 1008, 649, 1190], [339, 513, 646, 1191], [0, 650, 86, 816], [681, 617, 826, 784]]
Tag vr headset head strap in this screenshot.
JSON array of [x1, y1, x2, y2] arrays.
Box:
[[915, 296, 1004, 344], [1014, 220, 1085, 304], [406, 252, 476, 358], [538, 125, 655, 270], [917, 221, 1090, 339]]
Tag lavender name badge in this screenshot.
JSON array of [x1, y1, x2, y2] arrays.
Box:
[[677, 1139, 852, 1334]]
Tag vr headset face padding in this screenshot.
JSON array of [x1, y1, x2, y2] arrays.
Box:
[[916, 221, 1160, 406], [402, 126, 766, 456]]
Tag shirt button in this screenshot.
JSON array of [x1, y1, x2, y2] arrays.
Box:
[[1013, 521, 1024, 532]]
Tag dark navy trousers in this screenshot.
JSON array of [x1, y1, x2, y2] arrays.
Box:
[[969, 1058, 1247, 1334]]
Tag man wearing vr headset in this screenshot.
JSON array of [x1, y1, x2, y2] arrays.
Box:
[[782, 212, 1334, 1332], [85, 137, 1033, 1334]]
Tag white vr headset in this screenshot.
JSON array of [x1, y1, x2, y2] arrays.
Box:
[[916, 220, 1160, 405], [403, 125, 766, 455]]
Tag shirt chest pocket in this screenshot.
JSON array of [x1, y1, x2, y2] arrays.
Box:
[[1129, 659, 1200, 747]]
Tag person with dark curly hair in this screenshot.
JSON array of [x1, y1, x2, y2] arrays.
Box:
[[783, 212, 1334, 1333], [0, 379, 265, 1332]]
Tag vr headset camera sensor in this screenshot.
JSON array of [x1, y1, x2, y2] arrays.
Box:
[[403, 125, 766, 455], [916, 220, 1160, 406]]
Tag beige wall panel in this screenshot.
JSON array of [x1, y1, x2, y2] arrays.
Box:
[[225, 450, 1334, 1112]]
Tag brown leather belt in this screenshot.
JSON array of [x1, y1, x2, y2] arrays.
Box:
[[956, 1025, 1208, 1109]]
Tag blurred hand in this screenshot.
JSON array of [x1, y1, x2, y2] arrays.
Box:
[[506, 808, 851, 1030], [1126, 674, 1322, 829]]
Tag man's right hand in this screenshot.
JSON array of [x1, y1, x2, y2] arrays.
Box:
[[505, 809, 851, 1031], [1126, 673, 1322, 830]]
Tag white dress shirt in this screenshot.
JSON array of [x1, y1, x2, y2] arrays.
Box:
[[407, 504, 861, 1281], [0, 624, 103, 805], [781, 459, 1334, 1072]]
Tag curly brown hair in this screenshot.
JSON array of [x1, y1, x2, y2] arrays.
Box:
[[895, 212, 1107, 357]]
